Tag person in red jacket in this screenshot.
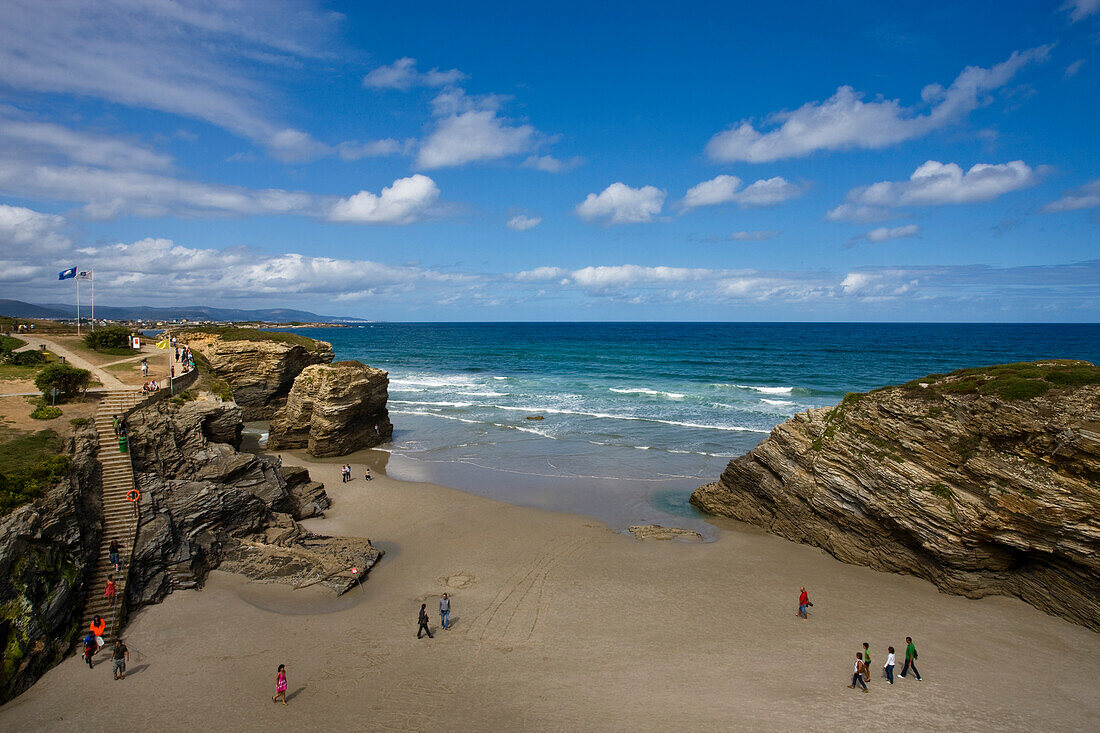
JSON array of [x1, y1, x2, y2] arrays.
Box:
[[798, 587, 810, 619]]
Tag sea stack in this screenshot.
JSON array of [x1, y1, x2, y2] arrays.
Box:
[[179, 329, 335, 419], [268, 361, 393, 457], [690, 360, 1100, 630]]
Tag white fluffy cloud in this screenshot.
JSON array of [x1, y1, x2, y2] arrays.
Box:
[[506, 214, 542, 231], [522, 155, 583, 173], [864, 224, 921, 243], [362, 57, 466, 90], [729, 230, 781, 241], [682, 175, 801, 209], [576, 183, 666, 224], [0, 204, 71, 253], [847, 160, 1038, 208], [417, 109, 537, 169], [706, 47, 1049, 163], [336, 138, 408, 160], [0, 111, 172, 170], [824, 203, 896, 223], [328, 175, 440, 224], [1043, 179, 1100, 212]]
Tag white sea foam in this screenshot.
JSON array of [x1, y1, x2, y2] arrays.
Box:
[[455, 390, 509, 397], [390, 399, 475, 408], [761, 398, 795, 406], [489, 404, 768, 432], [609, 387, 686, 399], [734, 384, 794, 394], [390, 374, 481, 389]]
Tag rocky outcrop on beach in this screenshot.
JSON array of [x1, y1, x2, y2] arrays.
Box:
[[0, 427, 100, 702], [268, 361, 393, 457], [628, 525, 703, 541], [124, 399, 381, 606], [180, 330, 334, 419], [691, 360, 1100, 630]]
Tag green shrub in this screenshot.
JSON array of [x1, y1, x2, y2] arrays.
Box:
[[83, 325, 135, 353], [30, 404, 62, 420], [69, 417, 89, 427], [34, 363, 91, 401], [8, 350, 47, 366]]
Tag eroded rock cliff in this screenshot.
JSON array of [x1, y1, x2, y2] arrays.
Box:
[[125, 399, 381, 605], [180, 330, 334, 419], [0, 427, 100, 702], [268, 361, 393, 457], [690, 361, 1100, 630]]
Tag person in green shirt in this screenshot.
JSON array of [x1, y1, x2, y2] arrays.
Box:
[[899, 636, 922, 680], [862, 642, 871, 682]]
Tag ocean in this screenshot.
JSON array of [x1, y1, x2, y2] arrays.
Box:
[[295, 323, 1100, 532]]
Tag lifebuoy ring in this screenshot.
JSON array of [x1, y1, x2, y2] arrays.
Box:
[[126, 489, 140, 502]]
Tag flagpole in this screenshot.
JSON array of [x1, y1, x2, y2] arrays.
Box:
[[76, 276, 81, 337], [90, 276, 95, 331]]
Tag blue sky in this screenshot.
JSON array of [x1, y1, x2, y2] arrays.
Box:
[[0, 0, 1098, 321]]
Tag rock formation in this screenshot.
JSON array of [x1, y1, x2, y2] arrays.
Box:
[[268, 361, 393, 457], [125, 399, 382, 605], [180, 330, 334, 419], [691, 360, 1100, 630], [0, 427, 100, 702]]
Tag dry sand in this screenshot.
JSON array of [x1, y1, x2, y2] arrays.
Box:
[[2, 454, 1099, 732]]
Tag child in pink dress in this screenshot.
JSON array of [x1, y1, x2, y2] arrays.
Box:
[[272, 664, 288, 705]]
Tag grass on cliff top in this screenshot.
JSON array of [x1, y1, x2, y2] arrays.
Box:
[[176, 325, 325, 352], [0, 428, 71, 515], [902, 360, 1100, 401]]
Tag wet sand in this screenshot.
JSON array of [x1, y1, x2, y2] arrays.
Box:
[[2, 454, 1099, 731]]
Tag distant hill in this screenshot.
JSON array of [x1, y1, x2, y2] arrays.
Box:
[[0, 299, 359, 323]]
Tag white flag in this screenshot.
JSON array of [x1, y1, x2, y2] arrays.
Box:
[[75, 270, 93, 281]]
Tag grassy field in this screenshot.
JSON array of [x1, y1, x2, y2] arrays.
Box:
[[0, 428, 70, 515]]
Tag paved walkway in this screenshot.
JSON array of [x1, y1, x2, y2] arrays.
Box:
[[14, 336, 128, 388]]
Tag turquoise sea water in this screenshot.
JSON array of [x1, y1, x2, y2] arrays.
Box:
[[299, 323, 1100, 530]]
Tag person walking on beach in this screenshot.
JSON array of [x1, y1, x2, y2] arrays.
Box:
[[364, 467, 372, 481], [439, 593, 451, 630], [340, 464, 348, 483], [417, 603, 433, 639], [848, 653, 869, 692], [883, 646, 896, 684], [862, 642, 872, 684], [272, 664, 288, 705], [899, 637, 922, 680], [109, 538, 121, 572], [90, 616, 106, 653], [798, 586, 810, 619], [104, 575, 117, 610], [112, 639, 129, 680], [83, 632, 97, 669]]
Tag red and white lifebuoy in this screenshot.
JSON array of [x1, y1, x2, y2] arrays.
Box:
[[126, 489, 140, 502]]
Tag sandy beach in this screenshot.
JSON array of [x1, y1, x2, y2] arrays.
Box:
[[2, 452, 1098, 732]]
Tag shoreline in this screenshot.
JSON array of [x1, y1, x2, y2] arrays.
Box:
[[2, 448, 1098, 730]]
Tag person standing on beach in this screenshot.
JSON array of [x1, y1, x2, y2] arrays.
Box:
[[83, 632, 97, 669], [798, 586, 810, 619], [272, 664, 288, 705], [848, 653, 869, 692], [417, 603, 433, 639], [104, 575, 117, 610], [884, 646, 896, 684], [439, 593, 451, 630], [862, 642, 871, 683], [112, 639, 128, 680], [364, 467, 372, 481], [899, 637, 922, 680], [109, 539, 121, 572]]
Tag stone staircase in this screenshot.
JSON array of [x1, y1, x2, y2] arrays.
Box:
[[80, 389, 143, 645]]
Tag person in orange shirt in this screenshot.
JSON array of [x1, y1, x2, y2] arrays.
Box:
[[90, 616, 106, 653]]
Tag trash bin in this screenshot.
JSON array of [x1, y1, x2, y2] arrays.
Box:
[[118, 436, 128, 454]]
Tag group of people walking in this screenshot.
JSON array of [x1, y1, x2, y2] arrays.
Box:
[[850, 638, 922, 691], [340, 464, 371, 482], [81, 616, 129, 680]]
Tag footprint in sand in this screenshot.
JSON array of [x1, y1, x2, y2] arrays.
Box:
[[438, 572, 475, 589]]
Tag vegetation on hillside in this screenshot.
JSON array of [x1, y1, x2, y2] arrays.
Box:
[[83, 325, 138, 355], [0, 430, 71, 515], [902, 360, 1100, 401], [177, 325, 325, 352]]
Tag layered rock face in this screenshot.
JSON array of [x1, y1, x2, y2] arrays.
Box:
[[181, 331, 334, 419], [125, 399, 382, 606], [691, 361, 1100, 630], [268, 361, 393, 457], [0, 428, 100, 702]]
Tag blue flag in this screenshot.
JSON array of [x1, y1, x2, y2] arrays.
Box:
[[58, 267, 77, 280]]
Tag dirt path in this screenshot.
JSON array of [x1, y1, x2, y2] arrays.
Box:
[[15, 337, 128, 389]]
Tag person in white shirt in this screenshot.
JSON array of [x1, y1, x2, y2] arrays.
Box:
[[849, 653, 868, 692], [883, 646, 896, 684]]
